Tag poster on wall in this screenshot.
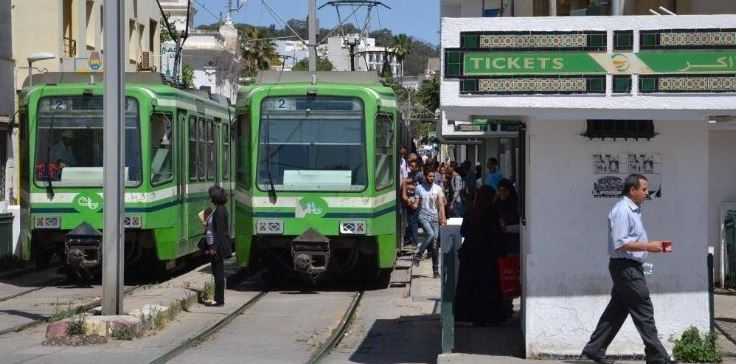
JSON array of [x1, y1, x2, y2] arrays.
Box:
[[592, 153, 662, 199]]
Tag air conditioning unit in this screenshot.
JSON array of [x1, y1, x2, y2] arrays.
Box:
[[138, 51, 155, 71]]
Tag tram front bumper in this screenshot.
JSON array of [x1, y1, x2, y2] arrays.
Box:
[[291, 228, 330, 276]]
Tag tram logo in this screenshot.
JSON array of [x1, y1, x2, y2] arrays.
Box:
[[296, 197, 328, 218], [73, 193, 103, 212], [611, 53, 630, 72]]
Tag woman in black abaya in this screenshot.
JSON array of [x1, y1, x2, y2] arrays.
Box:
[[454, 185, 508, 326]]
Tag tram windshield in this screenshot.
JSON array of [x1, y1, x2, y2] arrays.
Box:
[[34, 96, 141, 187], [257, 96, 366, 191]]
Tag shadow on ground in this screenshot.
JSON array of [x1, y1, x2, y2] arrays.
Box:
[[346, 314, 442, 364]]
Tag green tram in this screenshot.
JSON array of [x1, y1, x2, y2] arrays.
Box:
[[234, 72, 410, 283], [19, 73, 235, 278]]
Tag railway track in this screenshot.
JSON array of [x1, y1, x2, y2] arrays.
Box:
[[306, 290, 364, 364], [151, 284, 365, 364], [0, 276, 68, 304], [0, 284, 141, 336], [147, 291, 270, 364]]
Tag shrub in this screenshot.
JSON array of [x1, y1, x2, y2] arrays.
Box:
[[66, 314, 86, 336], [200, 281, 214, 302], [672, 326, 722, 363], [111, 325, 136, 340]]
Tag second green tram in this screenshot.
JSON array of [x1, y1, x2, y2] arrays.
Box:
[[20, 72, 235, 278], [233, 72, 409, 283]]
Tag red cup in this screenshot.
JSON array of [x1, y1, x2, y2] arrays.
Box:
[[662, 241, 672, 253]]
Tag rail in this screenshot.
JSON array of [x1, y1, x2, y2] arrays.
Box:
[[439, 218, 463, 354]]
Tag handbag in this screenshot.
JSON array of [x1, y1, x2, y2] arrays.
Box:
[[497, 254, 521, 298], [197, 236, 208, 252]]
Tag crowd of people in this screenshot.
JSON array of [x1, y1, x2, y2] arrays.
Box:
[[399, 147, 521, 326]]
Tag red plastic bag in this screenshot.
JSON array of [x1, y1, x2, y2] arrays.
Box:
[[497, 254, 521, 298]]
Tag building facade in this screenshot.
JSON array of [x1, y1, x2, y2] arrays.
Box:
[[11, 0, 162, 88], [323, 35, 402, 76], [441, 13, 736, 358], [0, 0, 13, 227], [274, 40, 310, 71], [159, 0, 242, 103]]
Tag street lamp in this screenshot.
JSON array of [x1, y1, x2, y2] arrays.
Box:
[[27, 52, 56, 87]]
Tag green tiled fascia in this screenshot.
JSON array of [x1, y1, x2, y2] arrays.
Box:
[[588, 78, 604, 92], [615, 34, 632, 48], [613, 76, 631, 93], [461, 79, 477, 92], [641, 33, 657, 47], [588, 34, 605, 47], [461, 35, 479, 49], [446, 51, 460, 63], [446, 64, 461, 77], [640, 77, 656, 92]]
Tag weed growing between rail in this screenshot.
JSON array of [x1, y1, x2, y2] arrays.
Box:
[[49, 299, 77, 321]]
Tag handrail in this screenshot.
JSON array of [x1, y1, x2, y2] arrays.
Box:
[[63, 37, 77, 58]]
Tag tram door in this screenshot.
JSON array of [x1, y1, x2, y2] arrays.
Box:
[[176, 110, 189, 249]]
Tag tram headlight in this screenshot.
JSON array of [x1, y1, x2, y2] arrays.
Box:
[[339, 221, 366, 235], [255, 219, 283, 235], [34, 215, 61, 229]]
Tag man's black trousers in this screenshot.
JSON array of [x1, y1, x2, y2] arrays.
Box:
[[583, 259, 669, 364]]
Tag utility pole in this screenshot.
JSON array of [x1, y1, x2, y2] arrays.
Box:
[[102, 0, 126, 315], [308, 0, 317, 71], [612, 0, 623, 15]]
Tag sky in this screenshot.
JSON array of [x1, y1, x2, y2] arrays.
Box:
[[191, 0, 440, 44]]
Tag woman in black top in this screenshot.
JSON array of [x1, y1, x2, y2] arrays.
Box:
[[206, 185, 231, 306], [455, 185, 507, 326], [496, 179, 520, 254]]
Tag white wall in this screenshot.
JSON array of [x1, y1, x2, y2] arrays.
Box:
[[708, 129, 736, 284], [523, 118, 710, 356]]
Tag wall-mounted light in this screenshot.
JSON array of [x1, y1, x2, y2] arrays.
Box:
[[27, 52, 56, 87]]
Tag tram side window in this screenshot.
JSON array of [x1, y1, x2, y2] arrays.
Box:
[[207, 120, 215, 181], [375, 113, 394, 190], [236, 112, 250, 188], [198, 118, 206, 180], [188, 116, 197, 180], [150, 112, 173, 185], [223, 124, 230, 180]]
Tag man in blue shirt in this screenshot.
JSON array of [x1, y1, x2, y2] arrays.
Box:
[[581, 174, 672, 364], [483, 157, 502, 191]]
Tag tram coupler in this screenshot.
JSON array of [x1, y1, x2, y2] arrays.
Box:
[[65, 222, 103, 270], [291, 228, 330, 276]]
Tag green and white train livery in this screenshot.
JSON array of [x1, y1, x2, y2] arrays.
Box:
[[234, 72, 407, 283], [20, 73, 235, 278]]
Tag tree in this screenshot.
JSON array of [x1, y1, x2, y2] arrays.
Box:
[[390, 34, 412, 78], [181, 64, 194, 87], [415, 76, 439, 115], [292, 57, 333, 71], [241, 26, 277, 77]]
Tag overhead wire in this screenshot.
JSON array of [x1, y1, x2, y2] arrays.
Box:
[[191, 0, 222, 23]]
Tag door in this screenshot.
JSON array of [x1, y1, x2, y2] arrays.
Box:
[[176, 109, 189, 248]]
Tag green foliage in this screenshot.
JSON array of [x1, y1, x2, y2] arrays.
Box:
[[181, 64, 194, 88], [50, 300, 77, 322], [292, 57, 334, 71], [111, 325, 136, 340], [160, 24, 173, 43], [195, 20, 438, 76], [672, 326, 722, 363], [416, 76, 439, 115], [241, 26, 278, 77], [201, 281, 214, 302], [391, 34, 412, 65], [66, 314, 86, 336], [153, 309, 167, 330]]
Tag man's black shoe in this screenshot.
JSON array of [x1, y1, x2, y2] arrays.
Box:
[[579, 351, 615, 364]]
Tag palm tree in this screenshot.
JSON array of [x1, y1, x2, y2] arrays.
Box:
[[241, 26, 278, 77], [390, 34, 412, 79]]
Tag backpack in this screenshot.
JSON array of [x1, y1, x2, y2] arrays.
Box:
[[451, 174, 466, 202]]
